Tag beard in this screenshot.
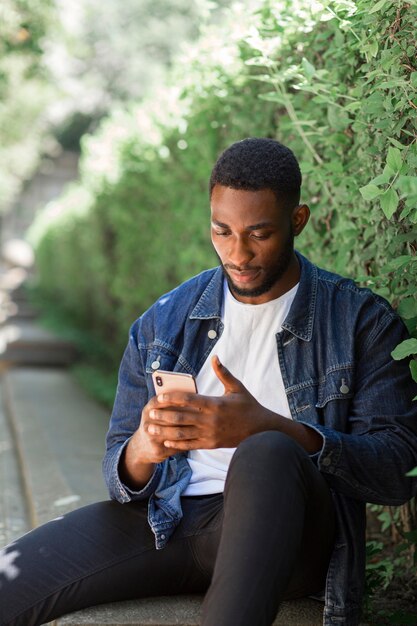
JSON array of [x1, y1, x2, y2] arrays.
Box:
[[220, 228, 295, 299]]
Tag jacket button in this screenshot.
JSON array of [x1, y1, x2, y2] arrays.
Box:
[[160, 534, 166, 540], [151, 360, 160, 370], [208, 330, 217, 339], [322, 457, 331, 467], [340, 384, 350, 394]]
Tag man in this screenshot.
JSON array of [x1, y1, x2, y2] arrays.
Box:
[[1, 138, 417, 626]]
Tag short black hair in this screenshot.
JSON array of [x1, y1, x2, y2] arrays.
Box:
[[209, 137, 301, 210]]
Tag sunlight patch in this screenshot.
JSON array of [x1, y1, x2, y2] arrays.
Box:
[[53, 495, 80, 507], [0, 548, 21, 581], [0, 440, 12, 454]]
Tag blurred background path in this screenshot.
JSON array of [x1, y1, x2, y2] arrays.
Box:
[[0, 152, 108, 548]]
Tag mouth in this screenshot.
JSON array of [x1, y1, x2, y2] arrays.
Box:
[[227, 268, 261, 284]]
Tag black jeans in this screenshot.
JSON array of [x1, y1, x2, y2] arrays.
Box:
[[0, 432, 335, 626]]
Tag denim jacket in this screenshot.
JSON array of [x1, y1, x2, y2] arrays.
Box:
[[103, 251, 417, 626]]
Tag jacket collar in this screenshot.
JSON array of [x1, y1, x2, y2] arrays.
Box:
[[281, 251, 317, 342], [190, 251, 317, 342], [190, 267, 224, 320]]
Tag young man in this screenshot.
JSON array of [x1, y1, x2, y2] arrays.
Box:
[[2, 138, 417, 626]]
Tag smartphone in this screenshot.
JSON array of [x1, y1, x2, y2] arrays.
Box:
[[152, 370, 197, 394]]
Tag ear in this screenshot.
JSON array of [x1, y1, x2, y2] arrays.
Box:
[[291, 204, 310, 236]]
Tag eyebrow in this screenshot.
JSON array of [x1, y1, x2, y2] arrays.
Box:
[[211, 219, 274, 230]]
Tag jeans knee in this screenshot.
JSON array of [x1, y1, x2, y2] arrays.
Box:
[[231, 431, 306, 473]]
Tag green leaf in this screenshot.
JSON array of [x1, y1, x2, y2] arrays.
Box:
[[386, 146, 402, 172], [388, 137, 405, 150], [382, 163, 396, 179], [380, 188, 399, 219], [258, 92, 288, 105], [369, 1, 389, 15], [400, 204, 414, 220], [381, 256, 416, 272], [391, 338, 417, 360], [397, 175, 417, 194], [302, 57, 316, 79], [344, 101, 361, 112], [378, 79, 407, 89], [398, 297, 417, 319], [404, 531, 417, 547], [369, 169, 392, 186], [406, 466, 417, 477], [410, 72, 417, 89], [359, 183, 383, 201], [410, 359, 417, 384], [368, 40, 378, 57]]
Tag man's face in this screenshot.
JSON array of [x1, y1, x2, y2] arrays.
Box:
[[210, 185, 306, 304]]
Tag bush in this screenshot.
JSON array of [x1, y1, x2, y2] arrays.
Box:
[[28, 3, 417, 617], [29, 0, 417, 374]]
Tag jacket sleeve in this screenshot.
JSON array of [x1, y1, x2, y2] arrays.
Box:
[[303, 311, 417, 505], [102, 317, 163, 503]]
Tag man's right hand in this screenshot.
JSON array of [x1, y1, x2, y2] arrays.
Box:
[[119, 397, 181, 491]]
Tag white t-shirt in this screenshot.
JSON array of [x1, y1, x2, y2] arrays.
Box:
[[183, 280, 298, 496]]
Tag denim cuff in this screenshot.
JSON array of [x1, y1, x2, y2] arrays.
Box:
[[107, 438, 163, 503], [299, 422, 343, 473]]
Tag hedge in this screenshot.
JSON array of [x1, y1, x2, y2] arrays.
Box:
[[29, 0, 417, 378]]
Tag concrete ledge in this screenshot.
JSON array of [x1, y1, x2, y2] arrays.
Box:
[[0, 391, 29, 545], [55, 595, 325, 626], [0, 320, 77, 366], [2, 368, 108, 526]]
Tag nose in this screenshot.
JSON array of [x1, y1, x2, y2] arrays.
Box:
[[228, 236, 255, 268]]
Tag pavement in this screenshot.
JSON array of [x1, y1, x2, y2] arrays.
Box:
[[0, 382, 29, 546], [2, 367, 108, 527], [0, 268, 361, 626]]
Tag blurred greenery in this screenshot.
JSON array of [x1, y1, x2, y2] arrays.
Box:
[[0, 0, 55, 212], [0, 0, 230, 212], [28, 0, 417, 374], [43, 0, 233, 145]]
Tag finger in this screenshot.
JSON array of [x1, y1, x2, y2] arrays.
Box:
[[149, 409, 198, 425], [155, 391, 199, 408], [143, 396, 159, 413], [148, 424, 200, 441], [211, 355, 243, 393], [163, 438, 206, 450]]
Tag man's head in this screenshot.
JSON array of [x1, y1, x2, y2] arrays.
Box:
[[209, 137, 302, 212], [209, 138, 310, 304]]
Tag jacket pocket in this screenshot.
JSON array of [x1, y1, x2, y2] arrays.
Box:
[[316, 366, 354, 408], [145, 345, 178, 375]]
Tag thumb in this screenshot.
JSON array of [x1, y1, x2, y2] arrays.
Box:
[[211, 355, 242, 394]]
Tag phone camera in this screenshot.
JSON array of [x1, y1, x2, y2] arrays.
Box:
[[155, 376, 163, 387]]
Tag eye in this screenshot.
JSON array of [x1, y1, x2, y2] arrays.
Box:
[[251, 232, 270, 240], [214, 230, 230, 237]]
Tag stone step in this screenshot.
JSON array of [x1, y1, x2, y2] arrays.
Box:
[[0, 320, 77, 367], [55, 595, 325, 626], [0, 382, 30, 545], [6, 298, 39, 320], [3, 368, 108, 526]]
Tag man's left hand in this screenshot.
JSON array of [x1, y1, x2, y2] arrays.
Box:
[[147, 355, 277, 450]]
